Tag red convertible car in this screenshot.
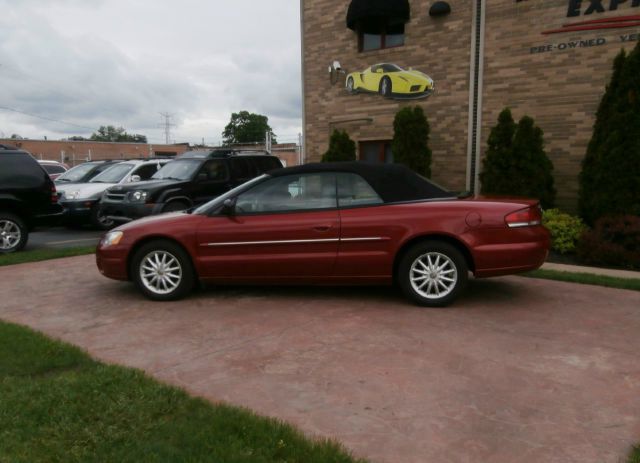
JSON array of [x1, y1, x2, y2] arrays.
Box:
[[96, 162, 550, 307]]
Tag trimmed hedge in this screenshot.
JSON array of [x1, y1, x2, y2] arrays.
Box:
[[577, 215, 640, 270]]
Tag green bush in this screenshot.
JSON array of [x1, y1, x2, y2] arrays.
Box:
[[480, 108, 556, 209], [543, 209, 587, 254], [322, 129, 356, 162], [577, 215, 640, 269], [579, 42, 640, 224], [391, 106, 432, 177]]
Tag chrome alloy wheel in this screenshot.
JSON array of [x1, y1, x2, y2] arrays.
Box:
[[409, 252, 458, 300], [0, 219, 21, 251], [139, 250, 183, 295]]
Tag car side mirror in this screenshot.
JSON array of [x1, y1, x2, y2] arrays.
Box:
[[222, 198, 236, 216], [129, 175, 141, 183]]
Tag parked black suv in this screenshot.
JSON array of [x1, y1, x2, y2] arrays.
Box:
[[100, 150, 283, 223], [0, 144, 64, 253]]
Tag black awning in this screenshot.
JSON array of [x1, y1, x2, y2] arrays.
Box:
[[346, 0, 411, 31]]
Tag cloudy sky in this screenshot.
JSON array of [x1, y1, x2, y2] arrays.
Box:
[[0, 0, 302, 145]]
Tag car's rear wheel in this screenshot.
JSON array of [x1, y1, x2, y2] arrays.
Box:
[[162, 200, 189, 213], [131, 240, 194, 301], [91, 204, 114, 230], [380, 77, 392, 97], [0, 213, 28, 253], [398, 241, 468, 307]]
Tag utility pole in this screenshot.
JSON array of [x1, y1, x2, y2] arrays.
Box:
[[158, 112, 175, 145], [265, 130, 272, 154]]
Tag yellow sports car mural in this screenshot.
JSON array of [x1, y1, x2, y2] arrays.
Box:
[[346, 63, 434, 99]]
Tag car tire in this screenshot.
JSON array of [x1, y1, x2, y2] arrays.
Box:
[[90, 204, 115, 230], [380, 77, 392, 97], [398, 241, 468, 307], [346, 76, 355, 93], [0, 212, 28, 253], [131, 240, 195, 301], [162, 200, 189, 213]]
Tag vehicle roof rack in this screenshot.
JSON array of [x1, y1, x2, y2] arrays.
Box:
[[178, 149, 271, 159]]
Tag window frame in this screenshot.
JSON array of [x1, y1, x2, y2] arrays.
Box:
[[358, 140, 393, 164], [358, 22, 405, 52]]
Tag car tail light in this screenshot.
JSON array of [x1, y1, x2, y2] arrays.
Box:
[[505, 205, 542, 228], [51, 184, 58, 204]]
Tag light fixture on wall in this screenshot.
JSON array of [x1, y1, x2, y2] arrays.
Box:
[[328, 60, 346, 85]]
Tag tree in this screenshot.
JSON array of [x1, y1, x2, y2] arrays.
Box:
[[579, 44, 640, 224], [391, 106, 432, 177], [322, 129, 356, 162], [222, 111, 276, 145], [90, 126, 147, 143], [10, 134, 23, 139], [480, 108, 556, 209]]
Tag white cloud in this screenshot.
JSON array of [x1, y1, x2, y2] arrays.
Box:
[[0, 0, 301, 144]]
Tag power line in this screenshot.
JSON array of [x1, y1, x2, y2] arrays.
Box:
[[0, 105, 95, 131], [158, 112, 175, 144]]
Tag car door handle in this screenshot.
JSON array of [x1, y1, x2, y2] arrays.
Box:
[[312, 225, 332, 232]]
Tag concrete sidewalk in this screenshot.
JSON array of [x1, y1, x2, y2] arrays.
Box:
[[542, 262, 640, 280]]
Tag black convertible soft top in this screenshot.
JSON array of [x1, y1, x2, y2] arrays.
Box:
[[269, 162, 453, 203]]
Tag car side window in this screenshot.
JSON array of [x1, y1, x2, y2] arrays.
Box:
[[229, 158, 254, 182], [199, 160, 229, 181], [133, 164, 157, 180], [235, 173, 337, 214], [337, 173, 383, 207]]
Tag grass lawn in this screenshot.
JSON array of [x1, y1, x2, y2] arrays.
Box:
[[0, 321, 365, 462], [630, 446, 640, 463], [523, 268, 640, 292], [0, 246, 96, 267]]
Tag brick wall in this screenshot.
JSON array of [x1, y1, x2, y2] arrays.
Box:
[[303, 0, 474, 192], [0, 139, 190, 166], [302, 0, 640, 211], [482, 0, 640, 211]]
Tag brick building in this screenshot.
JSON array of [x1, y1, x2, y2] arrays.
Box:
[[301, 0, 640, 211], [0, 139, 190, 166], [0, 139, 301, 167]]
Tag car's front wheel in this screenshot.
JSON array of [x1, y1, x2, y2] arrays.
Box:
[[0, 213, 28, 253], [131, 240, 195, 301], [398, 241, 468, 307], [91, 204, 115, 230]]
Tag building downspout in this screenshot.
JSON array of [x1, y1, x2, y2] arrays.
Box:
[[299, 0, 307, 164], [466, 0, 486, 194]]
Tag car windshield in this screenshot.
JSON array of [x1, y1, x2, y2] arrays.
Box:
[[152, 160, 200, 181], [381, 64, 402, 72], [192, 175, 268, 215], [56, 163, 95, 182], [90, 163, 135, 183]]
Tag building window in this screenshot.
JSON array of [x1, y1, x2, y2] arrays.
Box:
[[359, 141, 393, 163], [359, 23, 404, 52]]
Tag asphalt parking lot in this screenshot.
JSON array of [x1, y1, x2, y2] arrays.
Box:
[[25, 227, 103, 251], [1, 255, 639, 463]]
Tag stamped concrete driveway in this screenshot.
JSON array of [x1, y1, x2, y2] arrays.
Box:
[[1, 255, 639, 463]]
